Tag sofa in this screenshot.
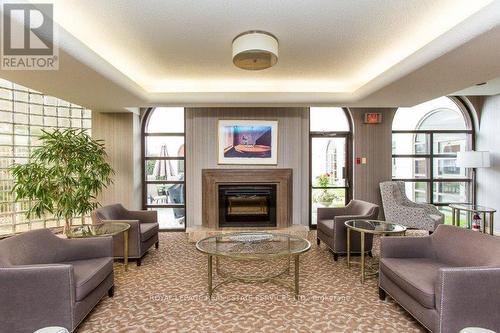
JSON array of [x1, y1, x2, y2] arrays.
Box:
[[92, 204, 159, 266], [317, 199, 379, 260], [380, 181, 444, 232], [0, 229, 114, 332], [379, 225, 500, 332]]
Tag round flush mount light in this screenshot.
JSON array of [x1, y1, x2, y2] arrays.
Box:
[[232, 30, 278, 70]]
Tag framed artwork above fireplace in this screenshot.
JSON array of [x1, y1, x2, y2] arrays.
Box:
[[218, 119, 278, 165]]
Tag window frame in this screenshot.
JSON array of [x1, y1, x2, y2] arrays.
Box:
[[309, 107, 353, 228], [391, 97, 476, 211], [141, 107, 186, 231]]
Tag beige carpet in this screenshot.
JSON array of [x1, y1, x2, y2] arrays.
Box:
[[78, 231, 425, 333]]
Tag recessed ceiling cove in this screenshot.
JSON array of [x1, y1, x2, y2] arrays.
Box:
[[1, 0, 500, 110], [48, 0, 494, 94]]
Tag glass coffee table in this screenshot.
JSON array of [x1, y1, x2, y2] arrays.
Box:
[[345, 220, 406, 283], [196, 232, 311, 299], [67, 222, 131, 271]]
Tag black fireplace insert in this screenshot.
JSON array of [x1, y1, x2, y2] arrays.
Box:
[[218, 184, 277, 227]]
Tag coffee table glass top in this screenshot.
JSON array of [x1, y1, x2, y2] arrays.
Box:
[[196, 232, 311, 259], [67, 222, 130, 238], [345, 220, 406, 234], [449, 204, 496, 213]]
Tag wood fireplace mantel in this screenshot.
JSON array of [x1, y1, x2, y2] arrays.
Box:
[[202, 169, 293, 229]]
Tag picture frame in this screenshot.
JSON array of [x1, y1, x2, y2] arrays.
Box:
[[217, 119, 278, 165]]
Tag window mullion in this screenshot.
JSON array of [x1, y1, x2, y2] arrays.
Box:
[[429, 132, 434, 204]]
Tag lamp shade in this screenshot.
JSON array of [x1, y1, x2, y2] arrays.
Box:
[[232, 31, 278, 70], [456, 151, 490, 168]]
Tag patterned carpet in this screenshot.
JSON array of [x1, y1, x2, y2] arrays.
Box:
[[78, 231, 425, 333]]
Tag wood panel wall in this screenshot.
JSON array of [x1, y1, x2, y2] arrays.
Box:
[[185, 108, 309, 227], [349, 108, 397, 217], [91, 111, 142, 210]]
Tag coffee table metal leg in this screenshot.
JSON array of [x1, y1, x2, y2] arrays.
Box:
[[490, 213, 495, 235], [483, 212, 487, 233], [123, 230, 129, 271], [360, 231, 365, 284], [347, 227, 351, 268], [208, 255, 213, 299], [452, 208, 456, 226], [294, 255, 299, 300]]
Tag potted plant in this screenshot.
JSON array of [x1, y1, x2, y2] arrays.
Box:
[[10, 129, 114, 235], [314, 173, 338, 207]]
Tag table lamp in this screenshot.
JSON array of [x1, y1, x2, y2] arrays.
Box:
[[456, 151, 490, 204]]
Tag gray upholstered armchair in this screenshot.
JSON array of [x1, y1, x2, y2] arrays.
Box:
[[0, 229, 114, 332], [91, 204, 159, 266], [379, 225, 500, 332], [317, 199, 379, 260], [380, 181, 444, 232]]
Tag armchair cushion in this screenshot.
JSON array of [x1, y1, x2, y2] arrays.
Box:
[[380, 258, 446, 309], [140, 223, 159, 241], [61, 257, 113, 301]]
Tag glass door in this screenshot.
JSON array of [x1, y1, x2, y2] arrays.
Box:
[[310, 135, 350, 226]]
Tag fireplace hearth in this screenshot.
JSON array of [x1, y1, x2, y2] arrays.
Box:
[[218, 184, 277, 227]]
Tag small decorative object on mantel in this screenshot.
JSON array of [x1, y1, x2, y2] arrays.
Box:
[[218, 119, 278, 165], [364, 112, 382, 124]]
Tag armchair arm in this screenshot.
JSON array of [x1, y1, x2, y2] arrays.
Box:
[[403, 200, 443, 217], [380, 236, 433, 259], [333, 215, 376, 253], [0, 265, 75, 331], [317, 207, 349, 221], [436, 267, 500, 332], [58, 236, 113, 261], [123, 209, 157, 223], [333, 214, 370, 227]]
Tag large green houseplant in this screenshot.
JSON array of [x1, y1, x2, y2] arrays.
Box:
[[11, 129, 114, 234]]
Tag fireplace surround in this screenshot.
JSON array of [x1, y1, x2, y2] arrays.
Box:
[[202, 169, 292, 228]]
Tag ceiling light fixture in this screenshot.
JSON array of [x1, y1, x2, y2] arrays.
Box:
[[232, 30, 278, 70]]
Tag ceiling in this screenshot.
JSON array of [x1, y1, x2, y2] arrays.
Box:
[[453, 77, 500, 95], [1, 0, 500, 111]]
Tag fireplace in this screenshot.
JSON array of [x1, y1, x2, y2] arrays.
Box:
[[218, 184, 277, 227], [202, 169, 292, 228]]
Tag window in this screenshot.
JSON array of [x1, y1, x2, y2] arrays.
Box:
[[0, 78, 91, 236], [310, 107, 352, 226], [392, 97, 474, 225], [142, 107, 185, 230]]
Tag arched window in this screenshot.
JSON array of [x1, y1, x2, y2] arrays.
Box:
[[310, 107, 352, 226], [142, 107, 185, 230], [392, 97, 474, 224]]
